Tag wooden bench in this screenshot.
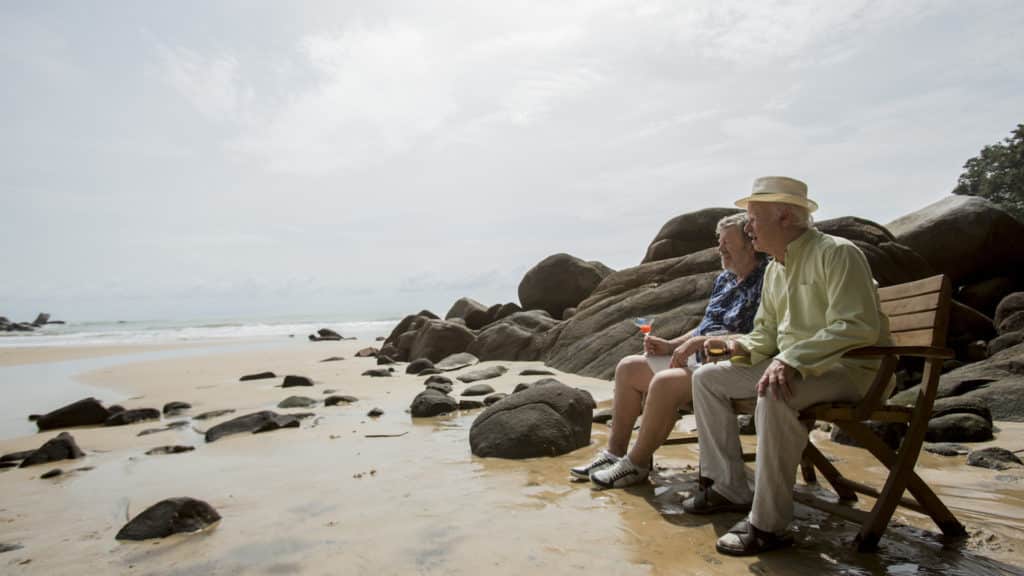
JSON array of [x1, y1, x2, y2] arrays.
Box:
[[664, 274, 967, 550]]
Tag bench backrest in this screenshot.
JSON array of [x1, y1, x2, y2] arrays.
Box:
[[877, 275, 952, 349]]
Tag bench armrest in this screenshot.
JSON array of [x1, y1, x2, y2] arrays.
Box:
[[842, 346, 954, 360]]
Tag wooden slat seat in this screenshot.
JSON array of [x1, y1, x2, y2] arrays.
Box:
[[664, 274, 966, 551]]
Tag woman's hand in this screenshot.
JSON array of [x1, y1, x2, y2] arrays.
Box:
[[669, 337, 705, 368], [643, 335, 675, 356]]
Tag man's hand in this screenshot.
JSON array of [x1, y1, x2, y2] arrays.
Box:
[[669, 337, 705, 368], [757, 359, 797, 401], [643, 335, 675, 357]]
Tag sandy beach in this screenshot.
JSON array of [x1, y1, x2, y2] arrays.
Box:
[[1, 340, 1023, 575]]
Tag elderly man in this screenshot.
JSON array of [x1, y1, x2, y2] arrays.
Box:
[[571, 213, 768, 489], [683, 176, 890, 556]]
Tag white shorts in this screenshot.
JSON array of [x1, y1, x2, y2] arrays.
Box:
[[645, 353, 699, 373]]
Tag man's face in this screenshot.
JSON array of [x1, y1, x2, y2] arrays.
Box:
[[745, 202, 781, 254]]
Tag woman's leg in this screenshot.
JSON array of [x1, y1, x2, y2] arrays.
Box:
[[627, 367, 693, 465], [607, 354, 654, 456]]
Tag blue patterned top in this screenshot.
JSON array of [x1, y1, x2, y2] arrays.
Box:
[[695, 258, 768, 337]]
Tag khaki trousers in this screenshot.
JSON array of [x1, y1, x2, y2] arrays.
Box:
[[691, 360, 872, 533]]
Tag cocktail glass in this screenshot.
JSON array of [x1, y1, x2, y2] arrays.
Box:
[[633, 316, 655, 335]]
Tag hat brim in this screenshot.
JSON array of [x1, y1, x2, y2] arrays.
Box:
[[735, 193, 819, 213]]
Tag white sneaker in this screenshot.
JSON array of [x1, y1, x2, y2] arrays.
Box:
[[589, 456, 650, 489], [570, 450, 620, 480]]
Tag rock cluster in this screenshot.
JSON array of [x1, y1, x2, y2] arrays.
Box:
[[0, 312, 64, 332]]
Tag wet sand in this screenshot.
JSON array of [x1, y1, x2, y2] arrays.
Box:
[[1, 341, 1023, 575]]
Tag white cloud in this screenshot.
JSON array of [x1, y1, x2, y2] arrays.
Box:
[[155, 44, 249, 122]]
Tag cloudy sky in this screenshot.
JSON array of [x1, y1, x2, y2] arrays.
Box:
[[1, 0, 1022, 322]]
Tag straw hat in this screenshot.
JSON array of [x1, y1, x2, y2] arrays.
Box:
[[734, 176, 818, 213]]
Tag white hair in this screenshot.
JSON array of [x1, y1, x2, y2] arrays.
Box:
[[776, 204, 814, 230], [715, 213, 751, 241]]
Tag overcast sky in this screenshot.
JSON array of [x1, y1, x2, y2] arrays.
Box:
[[1, 0, 1022, 322]]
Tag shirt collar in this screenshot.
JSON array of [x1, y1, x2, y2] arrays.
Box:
[[781, 228, 818, 267]]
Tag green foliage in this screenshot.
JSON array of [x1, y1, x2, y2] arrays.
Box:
[[953, 123, 1024, 220]]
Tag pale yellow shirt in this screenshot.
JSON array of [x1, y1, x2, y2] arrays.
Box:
[[735, 228, 891, 380]]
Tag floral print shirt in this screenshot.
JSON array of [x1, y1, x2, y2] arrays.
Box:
[[695, 258, 768, 337]]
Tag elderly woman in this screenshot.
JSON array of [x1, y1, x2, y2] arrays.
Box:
[[572, 212, 768, 489]]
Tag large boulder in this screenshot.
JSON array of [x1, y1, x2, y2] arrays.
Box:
[[116, 497, 221, 540], [407, 320, 477, 363], [959, 277, 1020, 319], [467, 311, 558, 361], [891, 342, 1024, 421], [995, 292, 1024, 328], [817, 216, 935, 287], [35, 398, 110, 431], [518, 253, 609, 319], [469, 381, 594, 458], [544, 249, 722, 378], [445, 297, 490, 329], [641, 207, 742, 264], [886, 196, 1024, 285]]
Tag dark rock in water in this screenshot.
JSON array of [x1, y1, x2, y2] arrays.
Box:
[[240, 371, 276, 382], [282, 375, 314, 388], [325, 395, 358, 406], [35, 397, 110, 431], [0, 543, 24, 553], [205, 411, 304, 442], [367, 407, 384, 417], [967, 447, 1023, 470], [518, 253, 611, 319], [376, 355, 396, 365], [459, 399, 484, 410], [926, 413, 993, 442], [278, 396, 318, 409], [376, 336, 385, 341], [318, 328, 342, 339], [145, 445, 195, 456], [20, 432, 84, 467], [163, 402, 191, 416], [737, 414, 756, 435], [436, 352, 480, 372], [462, 384, 495, 397], [32, 313, 50, 326], [831, 421, 907, 451], [362, 368, 392, 377], [108, 405, 125, 414], [167, 420, 190, 429], [425, 382, 453, 394], [253, 414, 309, 433], [418, 368, 442, 376], [354, 347, 379, 358], [520, 369, 554, 376], [593, 408, 613, 424], [457, 365, 507, 383], [320, 356, 345, 363], [115, 497, 221, 540], [0, 449, 36, 463], [138, 426, 174, 437], [40, 468, 62, 479], [407, 358, 434, 375], [469, 382, 593, 458], [924, 442, 969, 456], [0, 462, 17, 469], [193, 409, 236, 421], [105, 408, 161, 427], [425, 375, 452, 386], [411, 389, 457, 417]]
